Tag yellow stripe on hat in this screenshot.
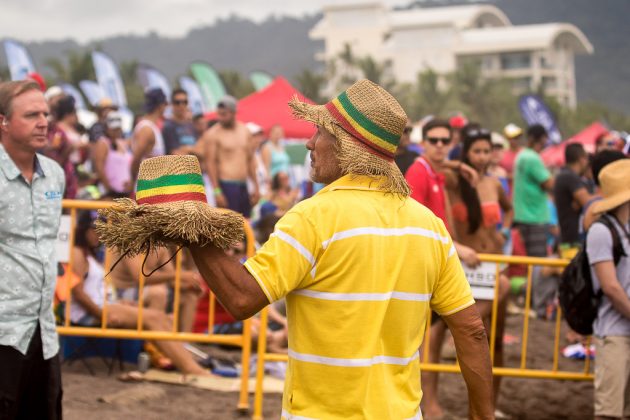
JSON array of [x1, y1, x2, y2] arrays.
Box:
[[135, 184, 206, 200], [330, 97, 397, 154]]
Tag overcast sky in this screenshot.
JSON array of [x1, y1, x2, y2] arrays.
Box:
[[1, 0, 408, 43]]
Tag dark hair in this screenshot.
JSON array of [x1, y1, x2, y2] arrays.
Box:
[[422, 118, 452, 140], [171, 88, 187, 102], [54, 96, 76, 121], [591, 150, 628, 186], [271, 171, 289, 191], [527, 124, 547, 145], [192, 113, 205, 122], [459, 122, 492, 234], [255, 213, 281, 245], [74, 210, 98, 257], [564, 143, 586, 165]]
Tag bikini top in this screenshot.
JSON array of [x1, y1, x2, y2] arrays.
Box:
[[452, 201, 502, 228]]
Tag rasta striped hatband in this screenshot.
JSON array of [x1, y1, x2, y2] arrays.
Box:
[[289, 79, 411, 196], [96, 155, 244, 257], [135, 173, 207, 205]]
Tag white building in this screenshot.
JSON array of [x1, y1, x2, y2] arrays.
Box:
[[310, 3, 593, 108]]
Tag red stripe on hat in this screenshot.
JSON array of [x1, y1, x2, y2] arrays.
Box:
[[136, 192, 208, 205], [325, 102, 394, 161]]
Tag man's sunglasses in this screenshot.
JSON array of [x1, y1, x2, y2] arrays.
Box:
[[426, 137, 452, 146], [173, 100, 188, 105]]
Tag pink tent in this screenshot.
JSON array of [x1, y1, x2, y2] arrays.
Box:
[[205, 76, 316, 139], [541, 122, 608, 167]]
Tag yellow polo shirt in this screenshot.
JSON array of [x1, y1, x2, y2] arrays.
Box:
[[245, 174, 474, 420]]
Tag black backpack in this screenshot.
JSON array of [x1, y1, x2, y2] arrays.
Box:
[[558, 214, 627, 335]]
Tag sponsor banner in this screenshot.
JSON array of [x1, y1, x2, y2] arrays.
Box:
[[3, 39, 36, 80], [179, 76, 206, 115], [55, 215, 71, 263], [137, 63, 172, 99], [518, 94, 562, 144], [250, 71, 273, 91], [92, 51, 128, 108], [190, 62, 226, 110], [463, 262, 497, 300], [79, 80, 106, 106]]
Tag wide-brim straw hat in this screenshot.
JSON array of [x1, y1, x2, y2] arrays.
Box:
[[289, 79, 410, 196], [96, 155, 243, 257], [592, 159, 630, 214]]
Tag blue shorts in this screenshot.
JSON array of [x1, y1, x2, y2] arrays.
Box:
[[219, 180, 251, 217]]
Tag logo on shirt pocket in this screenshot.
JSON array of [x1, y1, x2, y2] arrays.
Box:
[[44, 191, 62, 200]]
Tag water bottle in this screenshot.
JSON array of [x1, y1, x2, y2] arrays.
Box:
[[137, 351, 150, 373]]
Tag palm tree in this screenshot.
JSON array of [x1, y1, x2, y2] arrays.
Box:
[[218, 70, 255, 99], [294, 68, 326, 103]]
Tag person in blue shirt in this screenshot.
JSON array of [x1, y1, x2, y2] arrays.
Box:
[[0, 80, 65, 419]]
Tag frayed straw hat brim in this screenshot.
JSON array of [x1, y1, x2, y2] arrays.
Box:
[[96, 198, 244, 257]]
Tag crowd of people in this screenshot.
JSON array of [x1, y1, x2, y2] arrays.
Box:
[[1, 76, 630, 419]]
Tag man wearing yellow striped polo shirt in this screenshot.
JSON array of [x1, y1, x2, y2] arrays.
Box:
[[190, 80, 493, 419]]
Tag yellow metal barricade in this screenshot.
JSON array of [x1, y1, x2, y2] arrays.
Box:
[[252, 253, 593, 420], [57, 200, 254, 411]]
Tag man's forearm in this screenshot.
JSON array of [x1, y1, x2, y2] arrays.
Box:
[[445, 306, 494, 419], [189, 244, 268, 319]]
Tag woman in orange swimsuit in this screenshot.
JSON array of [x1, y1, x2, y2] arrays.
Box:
[[447, 124, 513, 409]]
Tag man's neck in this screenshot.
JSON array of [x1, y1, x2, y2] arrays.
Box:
[[1, 140, 36, 180], [567, 163, 582, 175], [172, 114, 187, 124], [146, 112, 162, 123], [423, 156, 444, 171]]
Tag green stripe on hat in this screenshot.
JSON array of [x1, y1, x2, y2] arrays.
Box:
[[137, 173, 204, 192], [336, 92, 400, 146]]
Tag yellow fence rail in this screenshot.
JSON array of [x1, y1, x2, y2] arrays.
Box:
[[252, 253, 592, 420], [58, 200, 254, 411]]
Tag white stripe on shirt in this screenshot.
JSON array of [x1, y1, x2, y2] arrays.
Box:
[[292, 289, 431, 302], [272, 229, 317, 277], [288, 349, 419, 367], [322, 226, 450, 249]]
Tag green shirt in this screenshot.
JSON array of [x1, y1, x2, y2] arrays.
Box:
[[0, 143, 65, 359], [513, 148, 551, 224]]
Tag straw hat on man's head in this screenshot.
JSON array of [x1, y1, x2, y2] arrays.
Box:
[[96, 155, 243, 257], [289, 79, 410, 196], [592, 159, 630, 215]]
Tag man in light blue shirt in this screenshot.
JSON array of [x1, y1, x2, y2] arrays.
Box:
[[0, 80, 65, 419]]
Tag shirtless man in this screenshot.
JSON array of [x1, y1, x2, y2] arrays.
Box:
[[108, 248, 203, 332], [199, 96, 259, 216]]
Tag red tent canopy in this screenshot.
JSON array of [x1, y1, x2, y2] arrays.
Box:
[[205, 76, 316, 139], [541, 122, 609, 167]]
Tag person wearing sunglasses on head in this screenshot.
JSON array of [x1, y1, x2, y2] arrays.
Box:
[[162, 88, 198, 156], [446, 123, 513, 417], [405, 118, 486, 419]]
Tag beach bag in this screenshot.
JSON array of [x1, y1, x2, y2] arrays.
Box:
[[558, 215, 625, 335]]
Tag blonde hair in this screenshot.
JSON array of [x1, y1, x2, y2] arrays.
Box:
[[0, 80, 41, 118]]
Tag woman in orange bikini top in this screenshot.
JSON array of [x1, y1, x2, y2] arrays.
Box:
[[446, 123, 513, 411], [447, 124, 513, 254]]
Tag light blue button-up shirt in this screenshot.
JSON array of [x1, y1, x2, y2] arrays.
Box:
[[0, 142, 65, 359]]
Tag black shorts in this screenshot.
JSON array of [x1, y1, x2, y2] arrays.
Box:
[[0, 325, 63, 420]]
